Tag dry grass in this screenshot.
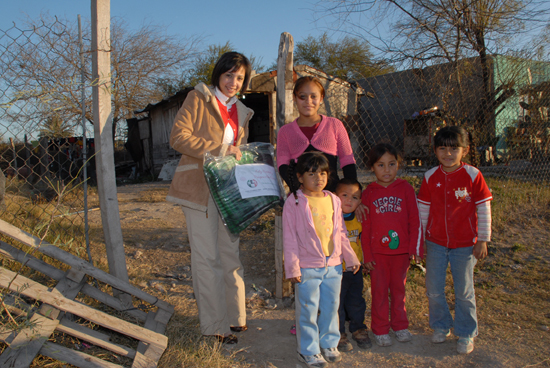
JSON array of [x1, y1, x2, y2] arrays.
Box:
[[2, 177, 550, 367], [131, 188, 169, 203]]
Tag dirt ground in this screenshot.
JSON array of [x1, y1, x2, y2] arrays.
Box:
[[87, 181, 550, 368]]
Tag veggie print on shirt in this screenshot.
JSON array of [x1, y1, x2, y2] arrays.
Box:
[[361, 178, 423, 263]]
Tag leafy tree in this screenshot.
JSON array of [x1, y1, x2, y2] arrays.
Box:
[[294, 33, 394, 81], [0, 14, 202, 140], [38, 114, 74, 138]]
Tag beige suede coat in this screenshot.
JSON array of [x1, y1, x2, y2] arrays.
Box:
[[166, 83, 254, 212]]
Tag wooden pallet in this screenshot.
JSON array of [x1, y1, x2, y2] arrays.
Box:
[[0, 219, 174, 367]]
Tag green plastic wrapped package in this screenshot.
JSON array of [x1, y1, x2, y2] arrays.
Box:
[[203, 142, 286, 236]]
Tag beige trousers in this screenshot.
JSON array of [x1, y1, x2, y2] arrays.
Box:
[[182, 195, 246, 336]]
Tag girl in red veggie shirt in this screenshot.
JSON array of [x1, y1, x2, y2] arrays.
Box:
[[361, 143, 423, 347]]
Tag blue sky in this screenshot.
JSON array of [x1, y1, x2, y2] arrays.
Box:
[[1, 0, 336, 68]]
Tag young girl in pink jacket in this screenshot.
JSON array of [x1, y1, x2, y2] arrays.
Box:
[[283, 152, 360, 368]]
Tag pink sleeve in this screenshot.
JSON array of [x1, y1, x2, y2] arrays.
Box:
[[276, 126, 292, 168], [282, 198, 301, 278], [335, 119, 356, 167]]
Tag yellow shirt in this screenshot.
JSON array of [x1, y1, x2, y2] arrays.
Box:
[[342, 213, 363, 270], [307, 194, 334, 256]]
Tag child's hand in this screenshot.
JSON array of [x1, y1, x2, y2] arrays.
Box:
[[363, 261, 375, 271], [355, 203, 369, 223], [289, 276, 301, 284], [473, 241, 488, 260], [349, 264, 360, 274]]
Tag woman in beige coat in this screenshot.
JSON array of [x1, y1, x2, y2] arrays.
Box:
[[167, 52, 254, 344]]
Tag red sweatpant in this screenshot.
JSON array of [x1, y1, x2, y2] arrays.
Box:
[[370, 253, 410, 335]]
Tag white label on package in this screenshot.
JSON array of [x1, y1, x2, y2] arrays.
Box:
[[235, 163, 280, 199]]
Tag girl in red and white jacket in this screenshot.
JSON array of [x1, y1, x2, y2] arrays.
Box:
[[361, 143, 423, 347], [417, 126, 492, 355]]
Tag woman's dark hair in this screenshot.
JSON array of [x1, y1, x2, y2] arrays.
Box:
[[367, 143, 400, 168], [288, 152, 330, 204], [433, 126, 477, 166], [211, 52, 252, 95], [293, 76, 325, 99]]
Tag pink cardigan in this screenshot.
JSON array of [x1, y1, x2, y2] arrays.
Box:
[[282, 190, 360, 279], [276, 116, 356, 168]]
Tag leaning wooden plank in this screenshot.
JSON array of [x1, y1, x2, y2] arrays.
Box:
[[57, 317, 137, 358], [0, 269, 168, 348], [0, 240, 65, 280], [81, 283, 148, 322], [0, 328, 17, 345], [40, 270, 86, 320], [133, 312, 164, 368], [0, 312, 59, 367], [0, 241, 147, 321], [40, 340, 124, 368], [131, 351, 158, 368], [1, 272, 84, 366], [153, 307, 173, 327], [0, 219, 171, 311]]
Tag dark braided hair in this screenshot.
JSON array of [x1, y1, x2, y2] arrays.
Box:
[[290, 152, 331, 205]]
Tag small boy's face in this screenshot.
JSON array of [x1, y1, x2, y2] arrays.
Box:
[[336, 184, 362, 214]]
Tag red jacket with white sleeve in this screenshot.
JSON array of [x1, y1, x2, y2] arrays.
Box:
[[417, 163, 493, 248]]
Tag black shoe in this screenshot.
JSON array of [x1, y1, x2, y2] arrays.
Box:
[[212, 334, 238, 344], [230, 325, 248, 332]]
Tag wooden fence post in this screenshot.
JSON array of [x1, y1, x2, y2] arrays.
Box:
[[274, 32, 294, 300], [91, 0, 130, 302]]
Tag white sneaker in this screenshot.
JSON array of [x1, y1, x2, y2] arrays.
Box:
[[320, 347, 342, 363], [297, 352, 328, 368], [457, 337, 474, 354], [431, 329, 451, 343], [394, 329, 413, 342], [373, 333, 393, 346]]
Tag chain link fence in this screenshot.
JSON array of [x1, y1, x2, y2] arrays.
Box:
[[0, 22, 91, 256], [329, 56, 550, 185]]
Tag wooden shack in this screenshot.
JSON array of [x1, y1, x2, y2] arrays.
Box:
[[125, 65, 363, 177]]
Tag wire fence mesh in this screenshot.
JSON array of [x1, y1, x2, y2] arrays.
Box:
[[335, 56, 550, 186], [0, 21, 91, 255], [2, 19, 550, 248]]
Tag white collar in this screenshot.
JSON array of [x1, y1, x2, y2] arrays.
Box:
[[215, 87, 238, 108]]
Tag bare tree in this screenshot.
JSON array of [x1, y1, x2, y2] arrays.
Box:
[[317, 0, 550, 134], [0, 14, 202, 140]]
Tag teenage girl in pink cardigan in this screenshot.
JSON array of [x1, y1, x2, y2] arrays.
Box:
[[276, 76, 357, 193]]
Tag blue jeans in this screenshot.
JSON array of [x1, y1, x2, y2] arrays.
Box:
[[295, 264, 343, 356], [425, 240, 478, 338], [339, 271, 367, 334]]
